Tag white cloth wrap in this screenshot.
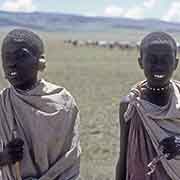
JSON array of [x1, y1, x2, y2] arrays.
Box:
[[0, 79, 81, 180]]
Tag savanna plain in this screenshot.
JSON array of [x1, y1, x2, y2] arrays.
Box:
[[0, 30, 180, 180]]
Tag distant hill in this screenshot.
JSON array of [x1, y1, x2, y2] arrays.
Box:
[[1, 11, 180, 32]]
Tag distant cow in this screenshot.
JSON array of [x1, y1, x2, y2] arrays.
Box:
[[97, 41, 108, 48], [108, 41, 115, 49], [85, 40, 93, 46]]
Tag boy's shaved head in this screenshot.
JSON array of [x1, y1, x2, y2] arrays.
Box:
[[1, 29, 44, 90], [138, 31, 178, 89]]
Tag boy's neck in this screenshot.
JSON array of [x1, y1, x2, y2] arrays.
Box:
[[14, 78, 39, 91], [140, 82, 172, 106]]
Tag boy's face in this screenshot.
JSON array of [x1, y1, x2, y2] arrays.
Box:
[[2, 48, 39, 89], [139, 43, 178, 87]]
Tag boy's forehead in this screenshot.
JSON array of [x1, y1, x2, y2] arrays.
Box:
[[2, 42, 32, 64], [144, 42, 174, 55], [3, 40, 29, 54]]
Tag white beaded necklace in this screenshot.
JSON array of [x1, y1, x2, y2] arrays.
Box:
[[146, 83, 171, 92]]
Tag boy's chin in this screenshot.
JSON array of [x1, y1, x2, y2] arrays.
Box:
[[11, 80, 38, 90], [8, 80, 22, 88], [9, 80, 29, 90], [147, 79, 170, 88]]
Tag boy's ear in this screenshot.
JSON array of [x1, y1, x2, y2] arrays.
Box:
[[174, 58, 179, 70], [138, 57, 143, 69]]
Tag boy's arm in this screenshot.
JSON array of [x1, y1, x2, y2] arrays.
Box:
[[116, 96, 130, 180]]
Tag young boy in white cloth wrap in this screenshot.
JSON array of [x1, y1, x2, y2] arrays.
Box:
[[116, 32, 180, 180], [0, 29, 81, 180]]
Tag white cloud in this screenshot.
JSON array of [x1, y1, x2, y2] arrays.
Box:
[[0, 0, 36, 12], [124, 6, 144, 19], [143, 0, 157, 8], [103, 5, 144, 19], [102, 0, 158, 19], [104, 5, 124, 17], [162, 1, 180, 22]]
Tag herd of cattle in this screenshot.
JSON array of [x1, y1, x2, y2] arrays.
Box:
[[64, 39, 140, 50], [64, 39, 180, 51]]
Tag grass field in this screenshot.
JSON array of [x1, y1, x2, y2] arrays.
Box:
[[1, 30, 180, 180]]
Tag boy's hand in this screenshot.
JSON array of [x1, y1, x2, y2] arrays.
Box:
[[1, 138, 24, 165], [159, 136, 180, 160]]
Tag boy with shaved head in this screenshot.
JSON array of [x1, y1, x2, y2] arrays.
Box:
[[116, 32, 180, 180], [0, 29, 80, 180]]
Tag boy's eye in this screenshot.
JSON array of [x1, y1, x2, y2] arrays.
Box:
[[15, 51, 29, 60], [163, 55, 172, 64], [149, 56, 157, 64]]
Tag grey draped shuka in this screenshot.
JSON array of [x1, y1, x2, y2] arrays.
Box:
[[124, 80, 180, 180], [0, 79, 81, 180]]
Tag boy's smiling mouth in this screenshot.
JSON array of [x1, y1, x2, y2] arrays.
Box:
[[10, 72, 17, 76], [153, 74, 165, 79]]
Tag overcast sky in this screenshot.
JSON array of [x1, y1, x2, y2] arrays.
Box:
[[0, 0, 180, 22]]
